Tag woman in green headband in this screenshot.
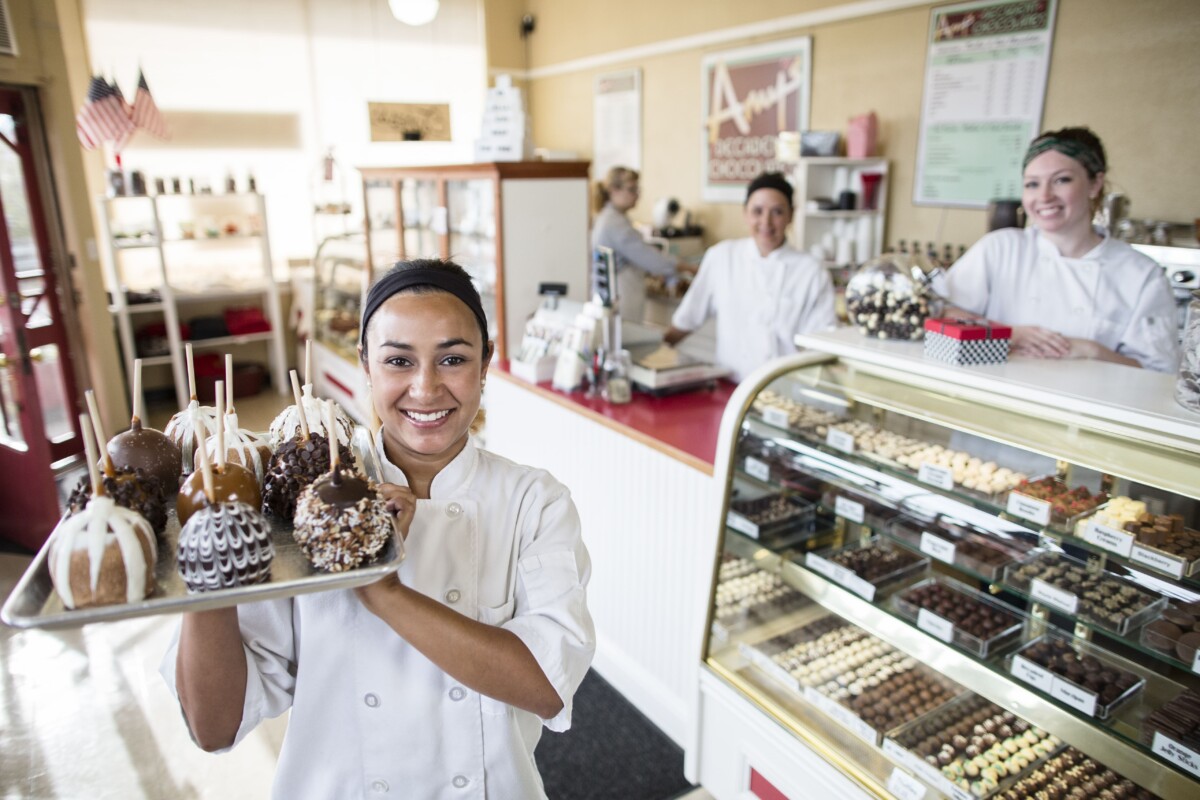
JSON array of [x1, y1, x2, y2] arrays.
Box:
[[943, 127, 1178, 372]]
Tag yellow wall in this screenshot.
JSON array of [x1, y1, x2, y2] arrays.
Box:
[[509, 0, 1200, 250], [0, 0, 127, 432]]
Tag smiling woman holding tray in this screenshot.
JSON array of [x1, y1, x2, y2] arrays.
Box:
[[163, 259, 596, 800]]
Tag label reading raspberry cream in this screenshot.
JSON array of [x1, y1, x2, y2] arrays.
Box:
[[1081, 520, 1135, 558], [1007, 492, 1051, 526], [744, 456, 771, 482], [834, 495, 865, 523]]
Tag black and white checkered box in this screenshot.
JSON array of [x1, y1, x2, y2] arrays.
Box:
[[923, 317, 1012, 365]]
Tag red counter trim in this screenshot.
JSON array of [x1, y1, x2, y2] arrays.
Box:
[[493, 361, 736, 475]]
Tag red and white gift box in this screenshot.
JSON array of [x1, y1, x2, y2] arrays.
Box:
[[923, 317, 1012, 365]]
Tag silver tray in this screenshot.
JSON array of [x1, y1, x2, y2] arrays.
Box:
[[1, 425, 405, 630]]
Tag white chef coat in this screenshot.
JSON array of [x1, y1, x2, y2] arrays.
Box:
[[943, 227, 1179, 372], [161, 435, 595, 800], [592, 203, 677, 322], [671, 238, 837, 382]]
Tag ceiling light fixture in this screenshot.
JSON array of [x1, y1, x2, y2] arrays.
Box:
[[389, 0, 439, 26]]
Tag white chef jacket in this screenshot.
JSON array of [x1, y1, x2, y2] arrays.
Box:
[[161, 435, 595, 800], [943, 227, 1179, 372], [592, 203, 677, 322], [671, 238, 837, 382]]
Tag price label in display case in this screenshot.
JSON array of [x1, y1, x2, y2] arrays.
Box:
[[744, 456, 771, 482], [917, 609, 955, 643], [1129, 544, 1187, 580], [1007, 492, 1051, 526], [834, 495, 865, 524], [1081, 520, 1135, 558], [919, 532, 956, 565], [826, 428, 855, 454], [1029, 578, 1079, 615], [1152, 732, 1200, 779], [887, 767, 927, 800], [918, 463, 954, 491], [763, 406, 790, 428]]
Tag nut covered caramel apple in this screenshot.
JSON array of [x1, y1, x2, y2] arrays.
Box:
[[293, 467, 392, 572]]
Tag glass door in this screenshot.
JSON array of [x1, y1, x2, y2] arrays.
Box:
[[0, 87, 84, 551]]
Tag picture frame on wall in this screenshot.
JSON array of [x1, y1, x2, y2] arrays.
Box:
[[700, 36, 811, 203]]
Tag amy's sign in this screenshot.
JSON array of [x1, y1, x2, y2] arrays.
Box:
[[701, 37, 811, 202]]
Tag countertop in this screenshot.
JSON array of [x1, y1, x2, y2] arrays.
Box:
[[796, 327, 1200, 446], [492, 361, 737, 474]]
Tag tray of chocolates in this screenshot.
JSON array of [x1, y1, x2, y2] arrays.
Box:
[[802, 537, 929, 602], [883, 693, 1062, 800], [1140, 601, 1200, 667], [739, 614, 961, 746], [1001, 550, 1167, 636], [1141, 689, 1200, 772], [727, 492, 818, 543], [712, 556, 807, 640], [1, 371, 405, 630], [1006, 633, 1145, 720], [995, 745, 1161, 800], [1074, 497, 1200, 580], [750, 388, 843, 432], [891, 576, 1026, 657], [886, 514, 1029, 582], [1004, 476, 1108, 531]]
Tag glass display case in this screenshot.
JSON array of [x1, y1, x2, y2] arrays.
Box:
[[358, 161, 591, 361], [696, 350, 1200, 799]]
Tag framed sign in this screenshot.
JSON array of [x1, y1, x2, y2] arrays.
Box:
[[913, 0, 1058, 207], [368, 102, 451, 142], [593, 69, 642, 180], [701, 37, 811, 202]]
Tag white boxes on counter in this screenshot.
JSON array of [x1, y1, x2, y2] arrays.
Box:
[[476, 75, 532, 162]]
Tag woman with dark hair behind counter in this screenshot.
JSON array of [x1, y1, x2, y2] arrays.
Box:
[[943, 127, 1179, 372]]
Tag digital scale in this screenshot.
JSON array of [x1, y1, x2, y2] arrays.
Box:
[[625, 341, 730, 395]]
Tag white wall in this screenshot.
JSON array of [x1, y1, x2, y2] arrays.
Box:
[[83, 0, 487, 270]]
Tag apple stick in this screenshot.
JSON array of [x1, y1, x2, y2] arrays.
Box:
[[215, 380, 226, 469], [185, 343, 197, 401], [289, 370, 310, 441], [84, 390, 115, 476], [80, 412, 103, 497], [328, 402, 339, 471], [194, 415, 215, 503], [225, 354, 235, 414], [305, 339, 313, 387], [132, 358, 144, 424]]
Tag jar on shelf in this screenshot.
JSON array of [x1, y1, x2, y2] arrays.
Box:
[[1175, 290, 1200, 414], [844, 255, 939, 340]]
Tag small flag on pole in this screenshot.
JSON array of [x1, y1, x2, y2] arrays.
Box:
[[130, 70, 169, 140], [75, 75, 134, 150]]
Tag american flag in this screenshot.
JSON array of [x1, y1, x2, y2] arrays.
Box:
[[129, 70, 169, 140], [75, 75, 134, 150]]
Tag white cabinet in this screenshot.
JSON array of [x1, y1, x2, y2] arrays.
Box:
[[790, 158, 888, 267], [98, 192, 288, 410]]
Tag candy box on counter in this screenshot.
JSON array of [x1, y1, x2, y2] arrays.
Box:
[[923, 317, 1012, 366]]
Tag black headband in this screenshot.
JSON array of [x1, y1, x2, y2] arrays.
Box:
[[745, 172, 794, 206], [360, 264, 489, 348]]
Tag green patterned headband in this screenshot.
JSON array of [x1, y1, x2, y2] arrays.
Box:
[[1023, 136, 1106, 176]]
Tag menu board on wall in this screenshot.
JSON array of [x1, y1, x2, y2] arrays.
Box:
[[594, 69, 642, 181], [913, 0, 1058, 208], [701, 37, 811, 203]]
